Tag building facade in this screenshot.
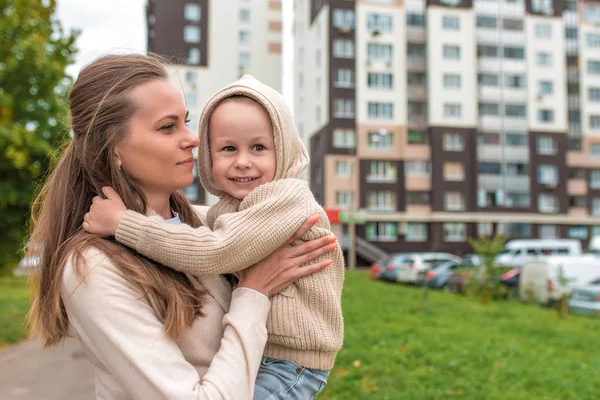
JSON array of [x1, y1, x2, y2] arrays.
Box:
[[294, 0, 600, 254], [147, 0, 283, 203]]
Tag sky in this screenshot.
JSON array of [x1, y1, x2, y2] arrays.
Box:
[[55, 0, 294, 105]]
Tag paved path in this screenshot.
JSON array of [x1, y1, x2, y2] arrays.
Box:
[[0, 338, 95, 399]]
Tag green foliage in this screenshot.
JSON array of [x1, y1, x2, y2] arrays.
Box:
[[324, 271, 600, 399], [0, 0, 77, 273], [467, 236, 509, 304], [0, 275, 29, 347]]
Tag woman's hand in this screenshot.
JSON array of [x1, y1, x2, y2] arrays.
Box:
[[237, 215, 338, 297], [82, 187, 127, 236]]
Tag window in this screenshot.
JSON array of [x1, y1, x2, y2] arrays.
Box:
[[443, 15, 460, 30], [593, 198, 600, 216], [568, 226, 588, 240], [368, 73, 393, 89], [590, 88, 600, 102], [367, 13, 392, 32], [570, 196, 586, 208], [441, 0, 461, 5], [333, 99, 355, 118], [443, 74, 461, 89], [445, 192, 465, 211], [591, 143, 600, 158], [368, 43, 393, 62], [566, 28, 578, 40], [444, 162, 464, 181], [444, 103, 461, 118], [368, 131, 393, 150], [503, 18, 523, 31], [184, 26, 201, 43], [504, 47, 524, 59], [368, 102, 394, 119], [333, 9, 355, 28], [408, 131, 427, 144], [407, 43, 426, 57], [443, 45, 460, 60], [538, 194, 558, 213], [591, 170, 600, 188], [408, 71, 426, 85], [537, 165, 558, 185], [536, 52, 553, 67], [405, 161, 431, 176], [239, 52, 251, 68], [239, 31, 251, 45], [333, 40, 354, 58], [591, 115, 600, 130], [408, 102, 426, 118], [336, 192, 353, 209], [240, 9, 250, 22], [535, 23, 551, 39], [506, 223, 532, 238], [406, 223, 427, 242], [478, 73, 499, 86], [188, 48, 201, 64], [506, 192, 530, 208], [585, 7, 600, 25], [589, 61, 600, 75], [537, 81, 553, 96], [505, 104, 527, 118], [367, 161, 397, 182], [443, 133, 464, 151], [479, 162, 501, 175], [569, 168, 586, 180], [406, 13, 425, 26], [565, 1, 577, 11], [479, 102, 500, 116], [407, 192, 430, 204], [532, 0, 553, 15], [476, 16, 496, 29], [537, 136, 557, 155], [366, 222, 397, 241], [335, 161, 352, 177], [444, 223, 466, 242], [593, 226, 600, 237], [184, 3, 201, 21], [587, 34, 600, 48], [367, 191, 395, 211], [506, 163, 529, 176], [504, 75, 525, 88], [478, 223, 493, 237], [538, 109, 554, 123], [333, 129, 356, 149], [335, 69, 354, 88], [478, 45, 498, 58], [506, 133, 527, 146], [539, 225, 558, 239]]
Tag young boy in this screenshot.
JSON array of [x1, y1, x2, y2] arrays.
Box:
[[83, 75, 344, 399]]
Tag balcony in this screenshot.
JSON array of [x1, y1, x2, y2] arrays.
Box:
[[406, 26, 426, 43], [568, 179, 588, 196], [478, 174, 529, 192], [477, 144, 529, 163], [407, 55, 426, 71], [407, 84, 427, 101], [408, 114, 427, 130]]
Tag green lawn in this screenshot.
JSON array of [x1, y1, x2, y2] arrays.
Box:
[[324, 270, 600, 400], [0, 275, 30, 347]]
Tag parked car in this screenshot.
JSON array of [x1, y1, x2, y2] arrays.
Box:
[[416, 260, 477, 289], [494, 239, 582, 268], [499, 267, 521, 291], [370, 256, 391, 280], [519, 255, 600, 305], [568, 279, 600, 316], [379, 253, 462, 284]]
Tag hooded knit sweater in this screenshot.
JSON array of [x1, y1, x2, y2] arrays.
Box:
[[115, 75, 344, 371]]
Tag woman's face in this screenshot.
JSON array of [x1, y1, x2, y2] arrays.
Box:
[[114, 78, 200, 199]]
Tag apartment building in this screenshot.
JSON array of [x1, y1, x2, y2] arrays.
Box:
[[294, 0, 600, 255], [147, 0, 283, 203]]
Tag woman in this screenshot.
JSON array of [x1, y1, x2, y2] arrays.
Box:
[[26, 53, 335, 399]]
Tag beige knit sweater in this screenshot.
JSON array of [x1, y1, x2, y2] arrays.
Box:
[[116, 75, 345, 370]]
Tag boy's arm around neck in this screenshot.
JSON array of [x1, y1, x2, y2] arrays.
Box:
[[116, 179, 322, 276]]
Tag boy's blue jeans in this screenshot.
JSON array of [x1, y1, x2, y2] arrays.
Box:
[[254, 357, 330, 399]]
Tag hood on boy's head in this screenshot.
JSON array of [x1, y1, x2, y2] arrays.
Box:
[[197, 74, 309, 197]]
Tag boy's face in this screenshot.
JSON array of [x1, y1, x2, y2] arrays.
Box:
[[209, 99, 277, 200]]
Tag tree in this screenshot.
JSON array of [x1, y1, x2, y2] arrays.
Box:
[[0, 0, 77, 273]]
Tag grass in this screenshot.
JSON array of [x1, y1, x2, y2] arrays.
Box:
[[323, 270, 600, 400], [0, 275, 30, 348]]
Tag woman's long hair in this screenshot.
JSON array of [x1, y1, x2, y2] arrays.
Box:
[[27, 54, 205, 347]]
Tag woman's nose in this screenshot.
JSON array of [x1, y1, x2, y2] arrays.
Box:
[[182, 126, 200, 148]]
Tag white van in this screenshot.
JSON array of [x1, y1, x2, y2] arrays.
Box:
[[519, 255, 600, 305], [494, 239, 582, 268]]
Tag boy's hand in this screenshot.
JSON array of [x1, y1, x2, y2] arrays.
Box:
[[82, 187, 126, 236]]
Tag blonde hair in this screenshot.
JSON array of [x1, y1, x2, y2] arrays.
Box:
[[27, 54, 206, 347]]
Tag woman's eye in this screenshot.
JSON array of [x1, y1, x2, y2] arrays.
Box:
[[159, 123, 174, 132], [252, 144, 265, 151], [185, 119, 191, 125]]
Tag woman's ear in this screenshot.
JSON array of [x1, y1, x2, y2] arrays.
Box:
[[113, 149, 122, 170]]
